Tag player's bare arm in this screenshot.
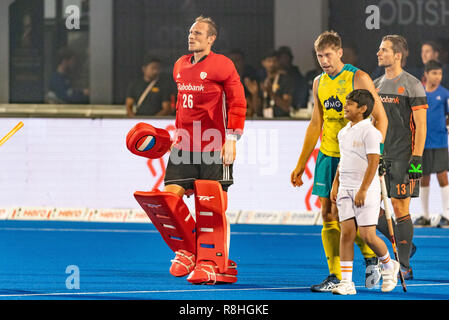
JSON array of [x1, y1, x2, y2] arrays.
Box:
[[412, 108, 427, 156], [354, 70, 388, 140], [355, 153, 380, 207], [291, 76, 324, 187]]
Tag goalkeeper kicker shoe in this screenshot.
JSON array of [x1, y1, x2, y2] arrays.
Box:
[[187, 260, 238, 285], [310, 274, 340, 292], [170, 250, 195, 277], [332, 279, 357, 295]]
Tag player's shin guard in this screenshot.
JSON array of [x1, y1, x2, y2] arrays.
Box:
[[187, 180, 237, 284], [134, 190, 196, 276], [395, 214, 414, 270]]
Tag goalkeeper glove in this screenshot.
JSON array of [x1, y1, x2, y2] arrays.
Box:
[[408, 155, 423, 180], [379, 155, 387, 176]]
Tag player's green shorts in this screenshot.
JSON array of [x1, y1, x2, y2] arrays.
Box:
[[312, 151, 340, 198]]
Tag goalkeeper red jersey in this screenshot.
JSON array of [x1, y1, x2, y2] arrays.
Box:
[[172, 51, 247, 152]]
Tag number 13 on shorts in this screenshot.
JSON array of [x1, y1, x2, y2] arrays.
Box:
[[394, 180, 417, 197]]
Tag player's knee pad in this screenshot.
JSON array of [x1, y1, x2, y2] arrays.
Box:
[[194, 180, 229, 273], [126, 122, 172, 159], [134, 190, 196, 254]]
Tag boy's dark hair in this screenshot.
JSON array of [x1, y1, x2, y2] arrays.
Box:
[[424, 59, 442, 73], [346, 89, 375, 119]]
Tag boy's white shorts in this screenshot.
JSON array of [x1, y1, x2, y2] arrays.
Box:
[[336, 188, 380, 226]]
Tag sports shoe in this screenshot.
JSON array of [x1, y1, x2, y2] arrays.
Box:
[[437, 216, 449, 228], [169, 250, 195, 277], [381, 260, 400, 292], [414, 216, 431, 226], [310, 274, 340, 292], [332, 279, 356, 295], [400, 266, 414, 280], [365, 257, 381, 288]]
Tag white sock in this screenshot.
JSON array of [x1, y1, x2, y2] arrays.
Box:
[[440, 185, 449, 220], [379, 252, 394, 271], [420, 186, 430, 219], [340, 261, 353, 282]]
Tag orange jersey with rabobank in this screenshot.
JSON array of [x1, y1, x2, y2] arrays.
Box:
[[317, 64, 359, 157], [173, 51, 247, 152]]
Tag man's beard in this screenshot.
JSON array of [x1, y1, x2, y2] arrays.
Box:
[[379, 61, 393, 68]]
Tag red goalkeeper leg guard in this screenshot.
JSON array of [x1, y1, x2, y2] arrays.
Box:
[[187, 180, 237, 284], [134, 190, 196, 277]]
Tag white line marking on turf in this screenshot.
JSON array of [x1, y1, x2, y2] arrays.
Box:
[[0, 286, 309, 297], [1, 283, 449, 298]]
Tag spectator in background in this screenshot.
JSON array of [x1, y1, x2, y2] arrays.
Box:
[[277, 46, 309, 109], [416, 60, 449, 228], [47, 47, 89, 104], [125, 56, 173, 117], [408, 40, 449, 87], [259, 50, 294, 118], [227, 49, 261, 118]]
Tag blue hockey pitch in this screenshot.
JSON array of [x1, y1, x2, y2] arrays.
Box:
[[0, 220, 448, 300]]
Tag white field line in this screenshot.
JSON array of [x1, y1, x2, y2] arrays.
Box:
[[1, 283, 449, 298]]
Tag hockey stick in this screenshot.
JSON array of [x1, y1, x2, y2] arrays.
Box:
[[380, 175, 407, 292], [0, 122, 24, 148]]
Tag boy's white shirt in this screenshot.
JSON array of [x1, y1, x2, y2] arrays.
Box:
[[338, 118, 382, 191]]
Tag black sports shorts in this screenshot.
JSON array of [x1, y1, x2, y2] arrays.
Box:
[[164, 147, 233, 191], [384, 158, 420, 199], [422, 148, 449, 176]]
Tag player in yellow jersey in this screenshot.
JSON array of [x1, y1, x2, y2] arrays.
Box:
[[290, 31, 388, 292]]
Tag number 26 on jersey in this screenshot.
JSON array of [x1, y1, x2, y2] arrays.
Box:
[[182, 94, 193, 108]]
